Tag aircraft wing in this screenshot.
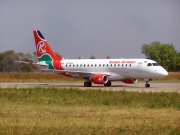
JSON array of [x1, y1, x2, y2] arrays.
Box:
[[41, 69, 111, 78], [15, 61, 111, 78]]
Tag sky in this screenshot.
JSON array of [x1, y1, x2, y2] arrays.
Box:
[[0, 0, 180, 59]]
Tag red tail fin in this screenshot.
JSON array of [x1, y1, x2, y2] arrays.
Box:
[[33, 30, 63, 61]]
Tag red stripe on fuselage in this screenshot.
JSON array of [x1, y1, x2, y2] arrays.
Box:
[[53, 60, 72, 78]]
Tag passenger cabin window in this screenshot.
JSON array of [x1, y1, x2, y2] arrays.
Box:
[[147, 63, 152, 66]]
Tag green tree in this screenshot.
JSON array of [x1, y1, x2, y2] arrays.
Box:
[[20, 65, 32, 72], [106, 55, 110, 59], [141, 41, 180, 71], [33, 51, 38, 62], [78, 57, 82, 59], [0, 50, 35, 72], [90, 55, 96, 59], [0, 50, 20, 72], [16, 52, 33, 72]]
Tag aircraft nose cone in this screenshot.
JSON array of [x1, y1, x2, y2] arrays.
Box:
[[159, 68, 168, 77]]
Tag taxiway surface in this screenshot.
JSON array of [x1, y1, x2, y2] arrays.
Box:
[[0, 82, 179, 92]]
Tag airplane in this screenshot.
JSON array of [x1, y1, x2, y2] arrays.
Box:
[[17, 30, 168, 88]]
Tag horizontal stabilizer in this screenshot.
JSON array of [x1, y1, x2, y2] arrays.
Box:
[[15, 61, 49, 70]]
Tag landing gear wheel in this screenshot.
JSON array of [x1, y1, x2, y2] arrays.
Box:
[[84, 81, 92, 87], [145, 83, 150, 88], [104, 81, 111, 87], [145, 84, 150, 87]]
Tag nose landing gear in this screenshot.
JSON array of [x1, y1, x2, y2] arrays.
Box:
[[144, 79, 151, 88], [145, 82, 150, 88]]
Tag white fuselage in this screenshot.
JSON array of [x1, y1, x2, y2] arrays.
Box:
[[60, 58, 168, 81]]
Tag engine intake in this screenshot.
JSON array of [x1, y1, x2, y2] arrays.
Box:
[[89, 74, 108, 84]]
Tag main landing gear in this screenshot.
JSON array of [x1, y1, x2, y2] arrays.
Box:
[[104, 81, 111, 87], [84, 81, 92, 87], [83, 81, 112, 87]]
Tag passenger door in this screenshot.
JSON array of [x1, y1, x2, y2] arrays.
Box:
[[137, 62, 142, 72]]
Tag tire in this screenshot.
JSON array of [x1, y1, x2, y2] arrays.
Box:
[[145, 84, 150, 88], [104, 81, 111, 87], [84, 81, 88, 87], [84, 81, 92, 87]]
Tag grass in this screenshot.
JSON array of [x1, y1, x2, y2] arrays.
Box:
[[0, 87, 180, 134], [0, 72, 81, 82], [0, 72, 180, 82], [153, 72, 180, 82]]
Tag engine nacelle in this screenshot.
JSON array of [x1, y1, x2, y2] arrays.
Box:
[[89, 74, 108, 84], [123, 79, 138, 84]]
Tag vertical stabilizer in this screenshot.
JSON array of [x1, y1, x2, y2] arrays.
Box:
[[33, 30, 63, 62]]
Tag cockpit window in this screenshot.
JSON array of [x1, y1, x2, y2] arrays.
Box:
[[147, 63, 152, 66], [152, 63, 160, 66]]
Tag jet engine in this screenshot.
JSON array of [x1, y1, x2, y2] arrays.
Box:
[[123, 79, 138, 84], [89, 74, 108, 84]]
